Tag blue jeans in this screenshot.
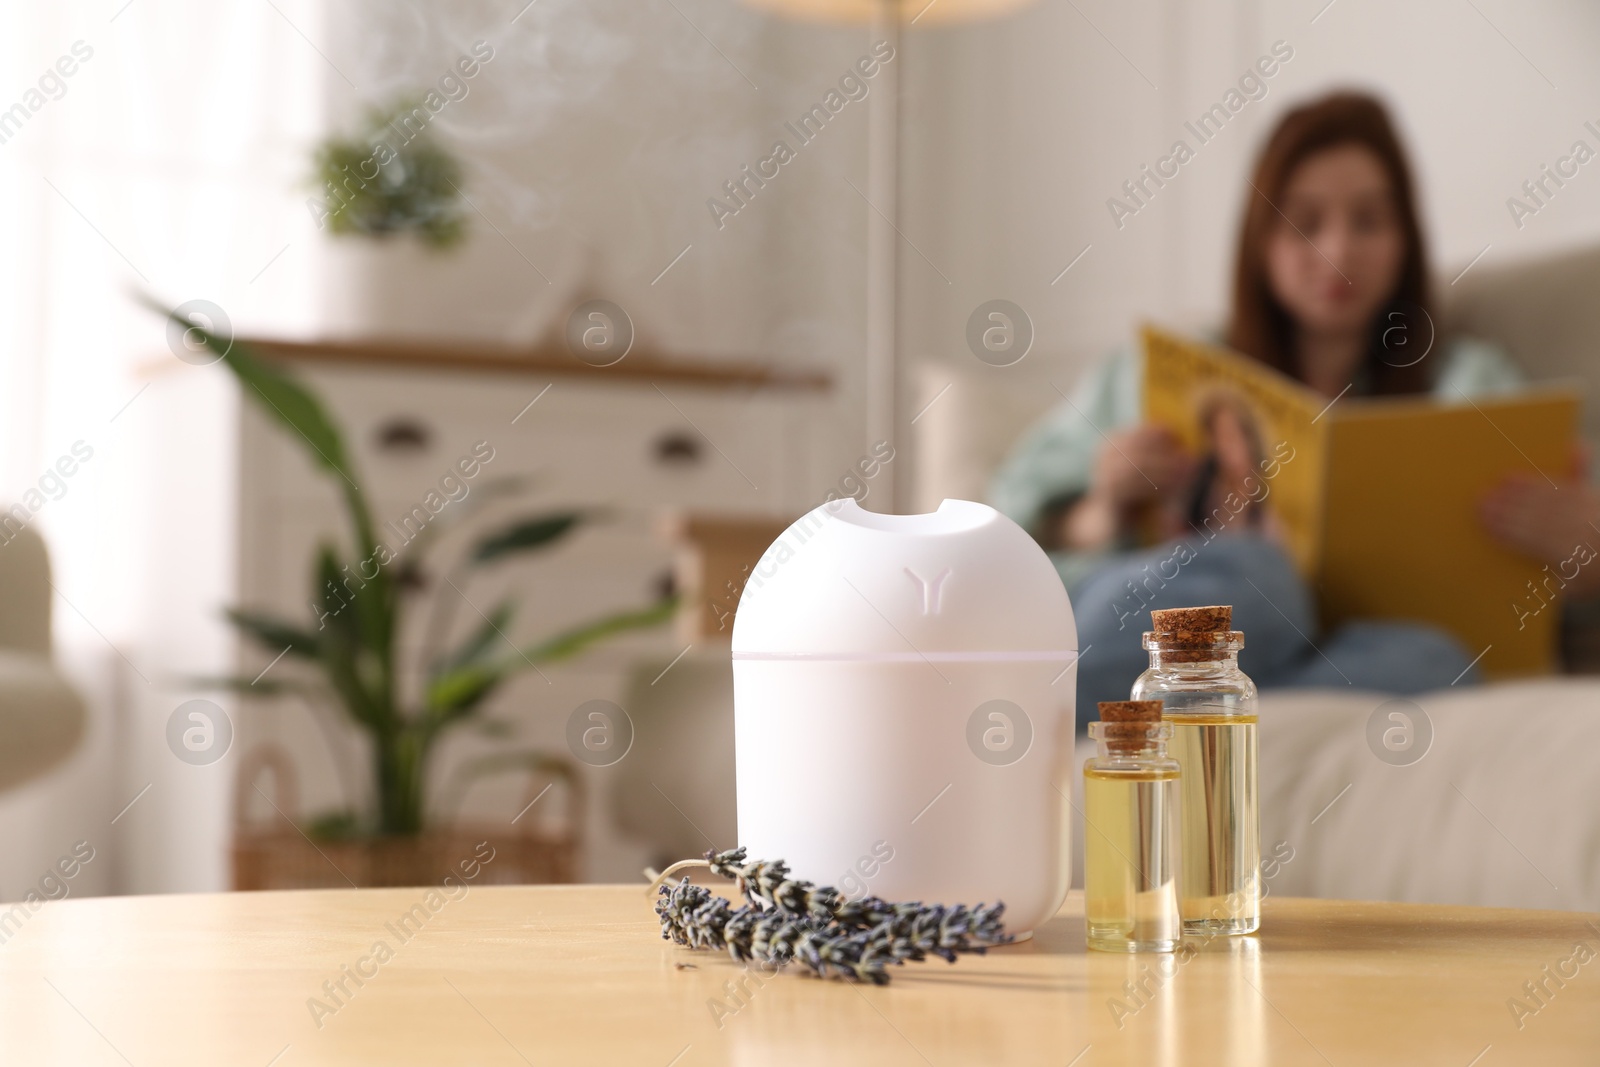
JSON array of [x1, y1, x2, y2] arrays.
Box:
[[1067, 534, 1478, 733]]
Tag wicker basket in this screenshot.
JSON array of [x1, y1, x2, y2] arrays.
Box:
[[231, 744, 583, 890]]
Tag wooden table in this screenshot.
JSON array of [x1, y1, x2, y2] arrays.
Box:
[[2, 885, 1596, 1065]]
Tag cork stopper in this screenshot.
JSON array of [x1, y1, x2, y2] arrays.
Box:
[[1098, 700, 1164, 723], [1146, 604, 1242, 661], [1149, 605, 1231, 633], [1096, 700, 1164, 754]]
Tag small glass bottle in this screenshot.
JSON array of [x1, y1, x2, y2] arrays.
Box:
[[1133, 604, 1259, 936], [1083, 700, 1182, 953]]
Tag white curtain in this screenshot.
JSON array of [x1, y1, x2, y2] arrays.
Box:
[[2, 0, 323, 631], [0, 0, 324, 894]]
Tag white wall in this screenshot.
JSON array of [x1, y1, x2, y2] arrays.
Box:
[[900, 0, 1600, 403], [312, 2, 877, 409]]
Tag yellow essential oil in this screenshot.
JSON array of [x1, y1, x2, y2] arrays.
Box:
[[1083, 704, 1182, 953], [1166, 712, 1259, 935], [1133, 605, 1261, 937]]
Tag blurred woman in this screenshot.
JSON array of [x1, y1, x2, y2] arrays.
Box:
[[991, 91, 1526, 727]]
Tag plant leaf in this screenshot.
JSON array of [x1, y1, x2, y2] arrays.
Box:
[[312, 546, 383, 728], [187, 675, 312, 697], [433, 600, 515, 675], [423, 662, 504, 720], [139, 295, 387, 576], [470, 512, 585, 564], [146, 299, 353, 485], [391, 476, 537, 574], [305, 810, 366, 841], [226, 609, 321, 658], [313, 547, 360, 640], [508, 596, 677, 668]]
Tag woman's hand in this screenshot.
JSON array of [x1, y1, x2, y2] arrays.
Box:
[[1479, 472, 1600, 598], [1093, 424, 1195, 510], [1053, 425, 1194, 551]]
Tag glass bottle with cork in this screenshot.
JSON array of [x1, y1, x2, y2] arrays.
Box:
[[1083, 699, 1182, 953], [1133, 604, 1259, 936]]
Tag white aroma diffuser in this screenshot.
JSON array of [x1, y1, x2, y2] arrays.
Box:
[[731, 497, 1077, 934]]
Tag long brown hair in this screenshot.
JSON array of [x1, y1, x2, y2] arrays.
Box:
[[1226, 91, 1433, 395]]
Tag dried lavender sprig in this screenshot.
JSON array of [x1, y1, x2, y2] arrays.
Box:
[[834, 895, 1013, 955], [864, 901, 1013, 964], [656, 853, 1015, 985], [656, 879, 895, 983], [656, 878, 736, 951], [728, 906, 900, 985], [704, 847, 839, 920], [699, 848, 1013, 952]]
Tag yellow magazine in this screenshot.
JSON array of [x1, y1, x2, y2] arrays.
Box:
[[1141, 324, 1581, 676]]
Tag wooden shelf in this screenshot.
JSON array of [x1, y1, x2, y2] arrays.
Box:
[[235, 336, 833, 392]]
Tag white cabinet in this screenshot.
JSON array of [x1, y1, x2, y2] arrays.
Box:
[[153, 352, 843, 884]]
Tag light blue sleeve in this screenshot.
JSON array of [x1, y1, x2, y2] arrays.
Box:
[[987, 347, 1142, 540], [1431, 336, 1525, 399]]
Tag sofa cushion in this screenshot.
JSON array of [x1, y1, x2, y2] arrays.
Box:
[[1256, 680, 1596, 911], [1443, 242, 1600, 447], [1068, 679, 1598, 911]]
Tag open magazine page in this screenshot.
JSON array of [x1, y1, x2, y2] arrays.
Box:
[[1140, 325, 1326, 574], [1141, 324, 1582, 676], [1322, 389, 1580, 675]]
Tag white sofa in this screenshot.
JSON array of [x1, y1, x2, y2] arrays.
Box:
[[0, 526, 103, 901], [623, 658, 1600, 912], [0, 528, 86, 794], [1062, 682, 1599, 912]]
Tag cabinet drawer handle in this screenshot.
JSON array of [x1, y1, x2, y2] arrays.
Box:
[[653, 431, 702, 466], [374, 417, 432, 454]]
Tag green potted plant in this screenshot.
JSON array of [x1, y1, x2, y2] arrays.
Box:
[[305, 96, 557, 347], [154, 304, 673, 885], [310, 98, 467, 248]]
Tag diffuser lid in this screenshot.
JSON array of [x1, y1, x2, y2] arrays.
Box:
[[730, 498, 1077, 658]]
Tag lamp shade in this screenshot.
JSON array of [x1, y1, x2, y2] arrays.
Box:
[[742, 0, 1034, 26]]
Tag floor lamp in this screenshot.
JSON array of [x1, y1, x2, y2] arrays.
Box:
[[743, 0, 1033, 512]]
